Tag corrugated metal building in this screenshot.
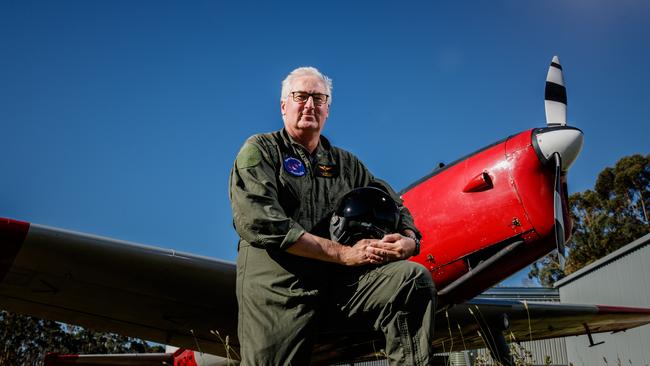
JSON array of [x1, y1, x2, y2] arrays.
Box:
[[555, 233, 650, 366]]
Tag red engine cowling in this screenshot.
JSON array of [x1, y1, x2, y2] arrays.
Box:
[[402, 129, 568, 304]]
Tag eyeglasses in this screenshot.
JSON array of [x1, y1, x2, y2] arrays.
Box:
[[290, 91, 329, 106]]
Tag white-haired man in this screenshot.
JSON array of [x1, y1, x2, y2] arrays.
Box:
[[229, 66, 436, 365]]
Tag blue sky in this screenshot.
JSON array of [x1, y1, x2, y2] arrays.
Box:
[[1, 0, 648, 287]]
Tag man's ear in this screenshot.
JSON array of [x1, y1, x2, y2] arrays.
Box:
[[280, 99, 286, 115]]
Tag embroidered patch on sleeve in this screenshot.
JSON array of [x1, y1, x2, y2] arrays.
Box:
[[236, 143, 262, 168]]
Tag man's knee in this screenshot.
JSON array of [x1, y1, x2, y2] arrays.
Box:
[[386, 261, 435, 289], [374, 261, 437, 310]]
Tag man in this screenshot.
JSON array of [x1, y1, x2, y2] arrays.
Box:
[[229, 66, 436, 365]]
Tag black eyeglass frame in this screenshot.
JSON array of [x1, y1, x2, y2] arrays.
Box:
[[290, 91, 330, 106]]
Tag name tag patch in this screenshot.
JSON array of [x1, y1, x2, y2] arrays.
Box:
[[283, 156, 306, 177]]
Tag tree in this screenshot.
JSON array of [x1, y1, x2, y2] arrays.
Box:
[[0, 310, 163, 366], [529, 154, 650, 286], [527, 252, 565, 288], [0, 311, 69, 365]]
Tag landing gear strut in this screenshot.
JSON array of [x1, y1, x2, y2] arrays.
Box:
[[477, 313, 514, 366]]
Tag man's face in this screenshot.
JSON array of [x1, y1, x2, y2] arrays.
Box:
[[281, 75, 330, 137]]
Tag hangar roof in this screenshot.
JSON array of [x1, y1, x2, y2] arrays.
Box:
[[554, 233, 650, 288]]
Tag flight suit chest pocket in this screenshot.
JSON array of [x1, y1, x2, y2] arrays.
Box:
[[325, 168, 353, 206], [278, 167, 308, 217]]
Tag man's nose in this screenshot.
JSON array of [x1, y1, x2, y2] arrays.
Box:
[[304, 95, 316, 108]]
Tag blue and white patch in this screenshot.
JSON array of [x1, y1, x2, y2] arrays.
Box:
[[283, 156, 306, 177]]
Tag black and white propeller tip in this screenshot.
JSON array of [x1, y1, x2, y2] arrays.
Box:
[[537, 55, 583, 171], [545, 56, 567, 127]]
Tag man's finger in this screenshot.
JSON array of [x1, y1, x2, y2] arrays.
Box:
[[364, 250, 383, 263], [367, 245, 400, 259], [370, 241, 401, 251], [382, 233, 403, 242]]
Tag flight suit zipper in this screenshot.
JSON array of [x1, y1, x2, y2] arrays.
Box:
[[295, 147, 316, 228]]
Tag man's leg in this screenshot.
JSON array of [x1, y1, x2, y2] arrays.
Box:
[[331, 261, 436, 366], [238, 293, 318, 365], [237, 246, 320, 366]]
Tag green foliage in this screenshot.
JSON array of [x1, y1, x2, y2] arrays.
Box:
[[0, 310, 163, 366], [529, 154, 650, 286], [527, 252, 564, 287]]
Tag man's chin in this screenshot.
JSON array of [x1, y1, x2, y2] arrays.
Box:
[[297, 121, 320, 130]]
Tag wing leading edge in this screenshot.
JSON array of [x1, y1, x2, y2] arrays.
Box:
[[439, 298, 650, 351]]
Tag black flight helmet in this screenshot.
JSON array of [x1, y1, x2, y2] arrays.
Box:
[[330, 186, 400, 245]]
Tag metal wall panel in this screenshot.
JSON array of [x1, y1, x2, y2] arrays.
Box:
[[474, 338, 568, 366], [557, 235, 650, 366]]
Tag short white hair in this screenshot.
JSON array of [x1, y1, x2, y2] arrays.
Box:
[[281, 66, 333, 105]]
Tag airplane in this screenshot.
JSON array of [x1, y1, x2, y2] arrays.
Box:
[[2, 56, 650, 366]]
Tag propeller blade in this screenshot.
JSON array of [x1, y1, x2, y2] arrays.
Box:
[[553, 152, 566, 268], [545, 56, 567, 126]]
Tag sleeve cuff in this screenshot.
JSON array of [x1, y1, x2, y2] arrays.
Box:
[[279, 222, 306, 250], [399, 224, 422, 239]]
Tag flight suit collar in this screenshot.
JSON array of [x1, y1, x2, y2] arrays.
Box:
[[280, 128, 333, 165]]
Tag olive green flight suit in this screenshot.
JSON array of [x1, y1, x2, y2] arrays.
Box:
[[229, 129, 436, 365]]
